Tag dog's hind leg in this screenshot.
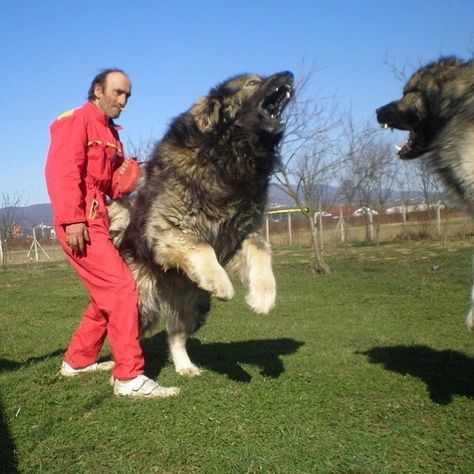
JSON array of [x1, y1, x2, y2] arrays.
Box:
[[168, 333, 203, 377], [228, 233, 276, 314], [466, 259, 474, 332], [466, 308, 474, 332], [160, 276, 210, 376]]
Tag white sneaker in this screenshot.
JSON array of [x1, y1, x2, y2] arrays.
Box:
[[60, 361, 115, 377], [112, 375, 180, 399]]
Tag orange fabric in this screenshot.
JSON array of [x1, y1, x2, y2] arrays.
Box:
[[112, 158, 142, 195]]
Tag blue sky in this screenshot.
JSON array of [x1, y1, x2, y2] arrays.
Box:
[[1, 0, 473, 205]]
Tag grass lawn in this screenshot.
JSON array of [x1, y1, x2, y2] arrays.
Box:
[[1, 241, 473, 473]]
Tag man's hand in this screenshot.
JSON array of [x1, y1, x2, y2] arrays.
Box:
[[65, 222, 89, 255]]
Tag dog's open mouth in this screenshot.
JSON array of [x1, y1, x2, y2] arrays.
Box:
[[261, 84, 293, 119], [260, 82, 293, 132], [380, 123, 430, 160]]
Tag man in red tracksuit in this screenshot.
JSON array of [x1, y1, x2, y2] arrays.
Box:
[[45, 69, 179, 398]]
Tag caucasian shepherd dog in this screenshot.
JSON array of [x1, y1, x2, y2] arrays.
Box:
[[109, 71, 294, 376], [376, 56, 474, 331]]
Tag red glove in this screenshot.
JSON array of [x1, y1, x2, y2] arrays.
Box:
[[113, 158, 142, 195]]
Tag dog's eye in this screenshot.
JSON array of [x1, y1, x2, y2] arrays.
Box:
[[246, 79, 261, 87]]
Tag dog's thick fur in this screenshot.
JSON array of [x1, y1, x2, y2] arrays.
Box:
[[376, 56, 474, 331], [109, 72, 294, 376]]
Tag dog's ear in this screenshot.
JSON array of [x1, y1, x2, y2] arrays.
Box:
[[191, 97, 221, 132]]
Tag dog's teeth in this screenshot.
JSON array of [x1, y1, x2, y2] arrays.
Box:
[[395, 145, 402, 152], [383, 123, 389, 129]]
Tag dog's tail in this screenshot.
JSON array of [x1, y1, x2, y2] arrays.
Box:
[[107, 198, 132, 248]]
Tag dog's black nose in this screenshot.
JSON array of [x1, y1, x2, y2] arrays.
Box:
[[375, 105, 388, 123], [277, 71, 294, 80]]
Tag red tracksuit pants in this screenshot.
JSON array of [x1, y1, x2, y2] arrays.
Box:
[[56, 211, 145, 381]]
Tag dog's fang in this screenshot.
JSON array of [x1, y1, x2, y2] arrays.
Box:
[[395, 145, 402, 152]]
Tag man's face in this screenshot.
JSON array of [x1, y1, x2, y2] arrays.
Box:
[[93, 72, 132, 119]]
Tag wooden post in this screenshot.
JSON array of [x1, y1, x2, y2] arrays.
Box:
[[436, 201, 442, 237], [368, 208, 374, 241], [317, 206, 324, 251], [288, 211, 292, 246], [339, 207, 345, 242]]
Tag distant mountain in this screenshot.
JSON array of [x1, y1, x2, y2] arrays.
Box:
[[267, 183, 346, 209], [1, 203, 53, 231], [6, 185, 302, 229]]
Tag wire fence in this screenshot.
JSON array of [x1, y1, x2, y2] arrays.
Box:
[[265, 206, 474, 247], [1, 207, 473, 266]]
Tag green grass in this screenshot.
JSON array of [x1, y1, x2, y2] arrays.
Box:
[[1, 241, 474, 473]]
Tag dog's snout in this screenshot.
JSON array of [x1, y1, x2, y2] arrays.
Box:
[[376, 106, 384, 122], [376, 103, 392, 123], [274, 71, 294, 82]]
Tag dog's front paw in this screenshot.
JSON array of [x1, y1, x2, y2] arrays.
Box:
[[186, 249, 235, 300], [197, 267, 235, 300], [246, 279, 276, 315]]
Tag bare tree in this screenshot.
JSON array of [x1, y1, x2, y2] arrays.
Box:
[[124, 134, 156, 163], [394, 162, 420, 239], [0, 191, 27, 266], [413, 160, 446, 214], [338, 120, 398, 242], [275, 69, 343, 274]]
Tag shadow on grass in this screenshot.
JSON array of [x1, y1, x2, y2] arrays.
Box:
[[0, 350, 66, 473], [142, 332, 304, 382], [0, 350, 64, 373], [359, 345, 474, 405], [0, 396, 18, 473]]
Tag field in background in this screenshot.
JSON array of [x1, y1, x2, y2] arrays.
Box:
[[1, 242, 473, 473], [3, 210, 474, 266]]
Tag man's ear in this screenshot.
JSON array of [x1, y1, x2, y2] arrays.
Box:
[[93, 84, 104, 100]]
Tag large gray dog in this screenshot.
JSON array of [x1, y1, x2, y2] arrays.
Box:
[[109, 71, 294, 376], [376, 56, 474, 330]]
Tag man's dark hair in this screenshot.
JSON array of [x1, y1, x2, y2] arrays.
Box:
[[87, 68, 127, 101]]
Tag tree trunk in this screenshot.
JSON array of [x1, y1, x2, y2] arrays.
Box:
[[308, 215, 330, 275]]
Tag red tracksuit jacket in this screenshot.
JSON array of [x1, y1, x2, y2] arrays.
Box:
[[45, 101, 128, 226], [44, 101, 144, 380]]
